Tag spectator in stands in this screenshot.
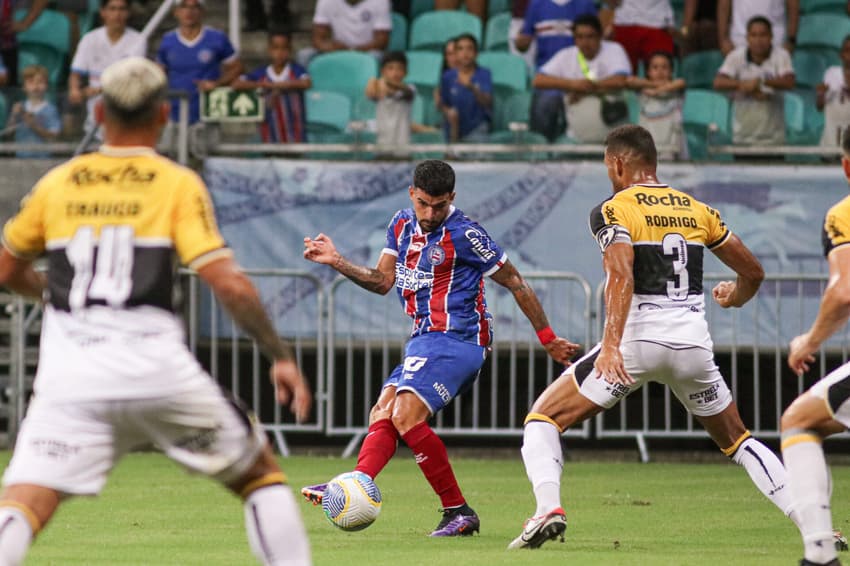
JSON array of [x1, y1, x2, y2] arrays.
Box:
[[600, 0, 675, 73], [156, 0, 242, 156], [680, 0, 719, 56], [233, 31, 311, 144], [515, 0, 597, 141], [68, 0, 146, 136], [0, 0, 48, 86], [818, 35, 850, 148], [6, 65, 60, 157], [367, 51, 416, 146], [627, 51, 686, 159], [435, 0, 486, 21], [714, 16, 795, 147], [244, 0, 290, 32], [509, 0, 535, 71], [533, 14, 631, 143], [717, 0, 798, 55], [298, 0, 391, 66], [434, 37, 458, 112], [439, 33, 492, 142]]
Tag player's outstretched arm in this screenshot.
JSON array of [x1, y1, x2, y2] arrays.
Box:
[[0, 247, 45, 300], [596, 242, 635, 385], [303, 233, 396, 295], [489, 260, 580, 365], [788, 246, 850, 375], [197, 256, 312, 422], [710, 234, 765, 308]]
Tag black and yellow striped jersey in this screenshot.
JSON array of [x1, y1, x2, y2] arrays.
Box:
[[2, 146, 232, 313], [822, 194, 850, 257], [589, 183, 731, 347]]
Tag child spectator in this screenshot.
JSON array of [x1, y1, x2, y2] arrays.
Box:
[[233, 31, 311, 143], [366, 51, 415, 146], [627, 51, 686, 159], [817, 35, 850, 148], [6, 65, 60, 157], [438, 33, 492, 142]]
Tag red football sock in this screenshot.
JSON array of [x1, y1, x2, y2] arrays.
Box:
[[401, 421, 465, 509], [354, 418, 399, 480]]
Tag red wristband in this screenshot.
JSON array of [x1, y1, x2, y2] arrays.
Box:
[[536, 326, 556, 345]]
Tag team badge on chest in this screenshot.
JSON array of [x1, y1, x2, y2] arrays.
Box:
[[427, 245, 446, 266]]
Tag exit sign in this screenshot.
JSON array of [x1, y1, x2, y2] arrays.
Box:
[[200, 88, 264, 122]]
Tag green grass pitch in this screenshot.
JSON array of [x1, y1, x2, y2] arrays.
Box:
[[8, 451, 848, 565]]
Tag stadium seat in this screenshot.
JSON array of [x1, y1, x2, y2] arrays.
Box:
[[785, 90, 824, 146], [389, 12, 408, 52], [477, 51, 528, 95], [80, 0, 100, 35], [487, 0, 511, 18], [409, 11, 482, 51], [492, 89, 530, 131], [15, 9, 70, 55], [624, 90, 640, 124], [17, 44, 65, 87], [308, 52, 378, 112], [486, 129, 548, 161], [305, 90, 352, 134], [0, 91, 8, 130], [801, 0, 847, 13], [680, 50, 724, 89], [793, 48, 829, 88], [410, 0, 435, 21], [484, 12, 511, 51], [682, 88, 731, 160], [798, 13, 850, 50], [405, 50, 443, 89]]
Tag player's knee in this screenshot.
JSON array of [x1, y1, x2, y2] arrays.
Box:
[[390, 411, 425, 435], [229, 447, 286, 499], [780, 395, 819, 432], [369, 405, 391, 424]]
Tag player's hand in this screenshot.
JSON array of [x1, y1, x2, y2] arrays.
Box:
[[788, 333, 817, 377], [270, 359, 312, 423], [303, 233, 340, 266], [594, 344, 634, 386], [544, 337, 580, 366], [712, 280, 738, 308], [195, 79, 218, 92]]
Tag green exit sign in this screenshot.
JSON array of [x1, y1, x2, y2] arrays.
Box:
[[200, 88, 264, 122]]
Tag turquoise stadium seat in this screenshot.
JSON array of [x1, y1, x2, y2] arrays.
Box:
[[80, 0, 100, 35], [487, 129, 548, 161], [410, 0, 435, 21], [390, 12, 408, 52], [793, 48, 829, 88], [15, 9, 71, 86], [0, 91, 7, 130], [305, 90, 352, 134], [492, 89, 530, 131], [484, 12, 511, 51], [785, 90, 824, 145], [409, 11, 482, 51], [405, 50, 443, 88], [680, 50, 724, 89], [682, 89, 731, 160], [18, 44, 65, 86], [798, 13, 850, 50], [308, 52, 378, 112], [477, 51, 528, 94], [801, 0, 848, 13], [487, 0, 511, 18]]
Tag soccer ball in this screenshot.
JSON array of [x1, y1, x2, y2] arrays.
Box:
[[321, 471, 382, 531]]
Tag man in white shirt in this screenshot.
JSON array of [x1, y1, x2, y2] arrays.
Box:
[[717, 0, 799, 55], [714, 15, 795, 147], [68, 0, 146, 134], [298, 0, 391, 66], [533, 13, 631, 143]]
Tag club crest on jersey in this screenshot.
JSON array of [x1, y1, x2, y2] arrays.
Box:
[[198, 49, 214, 64], [427, 245, 446, 265], [464, 228, 496, 261]]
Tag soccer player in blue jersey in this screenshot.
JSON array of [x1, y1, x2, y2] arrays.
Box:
[[156, 0, 242, 153], [302, 160, 579, 536]]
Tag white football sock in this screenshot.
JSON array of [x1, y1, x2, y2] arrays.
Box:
[[782, 430, 837, 565], [244, 485, 311, 566], [521, 420, 564, 516], [0, 507, 33, 566], [730, 437, 798, 522]]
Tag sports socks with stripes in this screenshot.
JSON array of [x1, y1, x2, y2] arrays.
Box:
[[521, 420, 565, 517], [244, 483, 311, 566]]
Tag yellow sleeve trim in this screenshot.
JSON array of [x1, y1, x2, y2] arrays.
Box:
[[0, 500, 42, 534], [524, 412, 564, 433], [187, 247, 234, 271], [721, 430, 752, 456], [1, 235, 40, 261], [240, 472, 288, 499], [780, 433, 823, 451]]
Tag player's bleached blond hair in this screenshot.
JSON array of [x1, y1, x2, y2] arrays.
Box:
[[100, 57, 167, 127]]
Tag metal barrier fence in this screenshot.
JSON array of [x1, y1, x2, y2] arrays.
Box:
[[593, 273, 850, 462]]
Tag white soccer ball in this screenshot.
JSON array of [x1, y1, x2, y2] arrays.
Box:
[[321, 471, 382, 531]]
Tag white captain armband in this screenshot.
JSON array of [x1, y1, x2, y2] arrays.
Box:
[[595, 224, 631, 252]]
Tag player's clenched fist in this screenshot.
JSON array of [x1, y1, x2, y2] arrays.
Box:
[[544, 337, 580, 366]]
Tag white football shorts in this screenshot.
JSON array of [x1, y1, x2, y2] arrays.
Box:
[[808, 360, 850, 428], [3, 379, 267, 495], [569, 340, 733, 417]]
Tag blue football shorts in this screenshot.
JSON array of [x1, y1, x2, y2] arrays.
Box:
[[384, 333, 488, 414]]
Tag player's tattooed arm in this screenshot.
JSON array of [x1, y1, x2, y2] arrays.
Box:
[[304, 233, 396, 295], [490, 260, 580, 364]]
